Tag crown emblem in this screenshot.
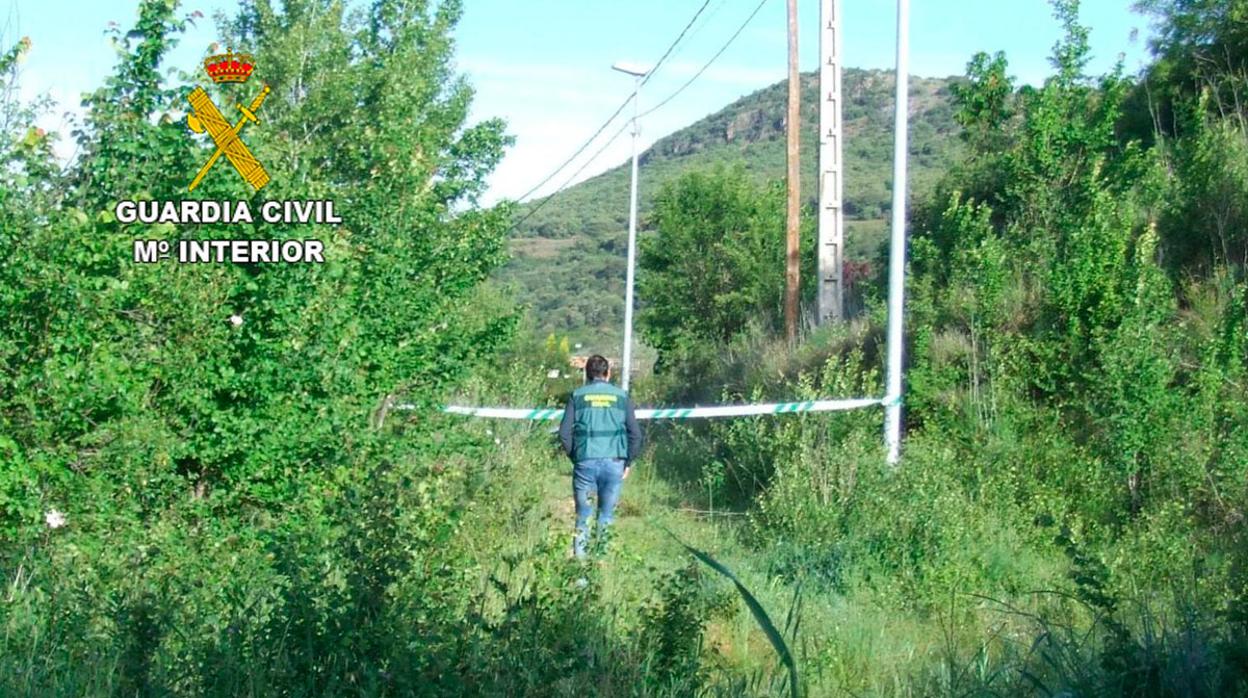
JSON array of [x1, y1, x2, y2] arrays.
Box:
[[203, 48, 255, 83]]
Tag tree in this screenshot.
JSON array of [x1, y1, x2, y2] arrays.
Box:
[[0, 0, 519, 684], [639, 167, 804, 370], [1134, 0, 1248, 101], [1129, 0, 1248, 270], [2, 0, 517, 516]]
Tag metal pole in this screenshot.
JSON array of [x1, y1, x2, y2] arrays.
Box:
[[622, 73, 642, 391], [818, 0, 844, 323], [884, 0, 910, 465]]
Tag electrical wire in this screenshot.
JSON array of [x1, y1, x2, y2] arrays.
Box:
[[638, 0, 714, 89], [640, 0, 772, 119], [510, 0, 713, 207], [517, 0, 773, 230], [663, 0, 728, 66], [511, 100, 631, 205], [508, 119, 633, 232]]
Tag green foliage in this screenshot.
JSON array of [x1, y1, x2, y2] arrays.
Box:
[[910, 0, 1166, 410], [2, 0, 516, 518], [73, 0, 200, 208], [633, 0, 1248, 692], [0, 35, 56, 237], [5, 0, 1248, 694], [636, 561, 737, 693], [665, 538, 800, 698], [1128, 0, 1248, 270], [1157, 97, 1248, 269], [496, 69, 964, 342], [952, 51, 1015, 153], [0, 0, 525, 693], [1134, 0, 1248, 117], [638, 167, 809, 371]]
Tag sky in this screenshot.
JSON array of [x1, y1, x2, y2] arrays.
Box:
[[6, 0, 1158, 204]]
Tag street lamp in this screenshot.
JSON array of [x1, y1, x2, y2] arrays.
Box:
[[884, 0, 910, 465], [612, 61, 648, 392]]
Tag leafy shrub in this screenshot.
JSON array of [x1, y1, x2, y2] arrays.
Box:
[[0, 1, 524, 694]]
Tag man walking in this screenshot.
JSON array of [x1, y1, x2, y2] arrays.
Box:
[[559, 355, 643, 559]]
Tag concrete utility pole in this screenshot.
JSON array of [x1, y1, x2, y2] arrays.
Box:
[[884, 0, 910, 465], [818, 0, 844, 323], [784, 0, 801, 341], [613, 61, 648, 392]]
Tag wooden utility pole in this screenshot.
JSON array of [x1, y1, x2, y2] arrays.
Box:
[[784, 0, 801, 341]]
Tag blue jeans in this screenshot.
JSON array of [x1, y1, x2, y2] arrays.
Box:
[[572, 458, 626, 558]]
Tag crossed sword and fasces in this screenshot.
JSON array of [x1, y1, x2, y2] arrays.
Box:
[[186, 84, 271, 192]]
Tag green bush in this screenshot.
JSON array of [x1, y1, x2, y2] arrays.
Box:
[[0, 1, 526, 694], [637, 166, 791, 369]]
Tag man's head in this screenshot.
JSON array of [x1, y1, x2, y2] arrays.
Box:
[[585, 354, 611, 382]]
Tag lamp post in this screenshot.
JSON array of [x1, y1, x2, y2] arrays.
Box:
[[613, 61, 648, 391], [884, 0, 910, 465]]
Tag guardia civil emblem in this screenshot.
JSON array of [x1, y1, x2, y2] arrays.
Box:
[[185, 48, 270, 192]]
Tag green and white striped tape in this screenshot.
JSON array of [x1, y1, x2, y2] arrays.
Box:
[[440, 397, 882, 421]]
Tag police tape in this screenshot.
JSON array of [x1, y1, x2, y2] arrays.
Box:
[[435, 397, 883, 421]]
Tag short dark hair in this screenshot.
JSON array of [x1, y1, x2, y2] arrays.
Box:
[[585, 355, 610, 380]]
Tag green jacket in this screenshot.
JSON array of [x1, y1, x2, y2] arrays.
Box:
[[558, 380, 643, 464]]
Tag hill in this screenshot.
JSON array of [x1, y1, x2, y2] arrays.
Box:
[[492, 67, 965, 350]]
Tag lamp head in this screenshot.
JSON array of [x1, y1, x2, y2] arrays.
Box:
[[611, 61, 649, 77]]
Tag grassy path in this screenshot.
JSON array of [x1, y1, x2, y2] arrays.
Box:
[[468, 429, 1024, 696], [505, 439, 809, 693]]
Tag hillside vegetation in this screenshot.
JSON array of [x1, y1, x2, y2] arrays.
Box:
[[495, 68, 963, 346]]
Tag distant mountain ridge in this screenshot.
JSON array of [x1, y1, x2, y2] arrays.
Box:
[[494, 67, 965, 347]]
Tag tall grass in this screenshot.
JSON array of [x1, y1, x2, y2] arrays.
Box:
[[662, 526, 801, 698]]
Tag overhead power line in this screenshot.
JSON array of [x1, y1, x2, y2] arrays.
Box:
[[641, 0, 771, 119], [638, 0, 713, 90], [511, 0, 713, 207], [511, 99, 632, 205], [516, 0, 769, 230], [663, 0, 728, 66], [509, 120, 632, 232]]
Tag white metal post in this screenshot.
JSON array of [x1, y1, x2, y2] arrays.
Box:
[[818, 0, 845, 323], [621, 73, 642, 391], [884, 0, 910, 464]]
